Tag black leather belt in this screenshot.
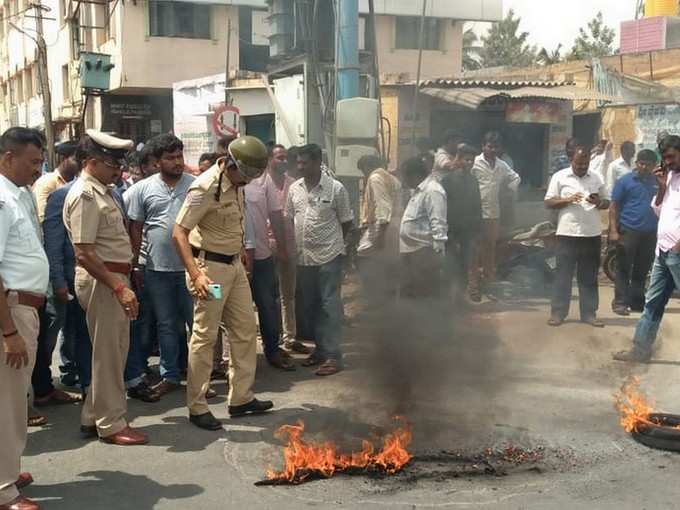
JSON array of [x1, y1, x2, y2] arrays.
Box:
[[191, 246, 236, 265]]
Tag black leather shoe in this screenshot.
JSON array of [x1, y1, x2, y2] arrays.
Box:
[[127, 382, 161, 403], [189, 412, 223, 430], [80, 425, 98, 438], [229, 398, 274, 417]]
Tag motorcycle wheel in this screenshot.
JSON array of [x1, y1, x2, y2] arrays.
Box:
[[603, 249, 617, 282]]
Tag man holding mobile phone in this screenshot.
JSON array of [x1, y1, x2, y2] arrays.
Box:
[[173, 136, 274, 431], [545, 143, 609, 328], [614, 135, 680, 363]]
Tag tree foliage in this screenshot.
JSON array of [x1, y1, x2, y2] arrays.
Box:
[[462, 28, 482, 71], [537, 44, 563, 66], [479, 9, 537, 68], [568, 12, 616, 60]]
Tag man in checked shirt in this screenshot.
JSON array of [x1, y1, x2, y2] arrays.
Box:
[[286, 144, 354, 377]]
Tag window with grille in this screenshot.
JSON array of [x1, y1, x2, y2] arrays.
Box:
[[149, 0, 211, 39]]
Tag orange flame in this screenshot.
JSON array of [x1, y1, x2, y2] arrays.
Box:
[[614, 376, 655, 433], [266, 417, 412, 483]]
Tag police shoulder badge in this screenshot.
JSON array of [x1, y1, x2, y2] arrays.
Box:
[[186, 189, 205, 207]]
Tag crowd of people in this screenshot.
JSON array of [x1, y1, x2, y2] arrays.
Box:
[[1, 122, 680, 509]]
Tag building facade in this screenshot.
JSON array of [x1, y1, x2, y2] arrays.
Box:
[[0, 0, 500, 142]]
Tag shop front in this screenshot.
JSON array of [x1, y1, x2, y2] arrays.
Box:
[[101, 94, 173, 144], [420, 79, 612, 188]]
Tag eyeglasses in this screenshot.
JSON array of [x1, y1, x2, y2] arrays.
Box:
[[97, 157, 123, 170]]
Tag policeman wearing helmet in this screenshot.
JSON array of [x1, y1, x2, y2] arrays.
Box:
[[172, 135, 273, 430]]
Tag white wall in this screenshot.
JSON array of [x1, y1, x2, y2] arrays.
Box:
[[358, 0, 502, 21]]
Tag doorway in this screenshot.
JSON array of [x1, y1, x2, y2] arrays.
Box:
[[245, 114, 275, 144]]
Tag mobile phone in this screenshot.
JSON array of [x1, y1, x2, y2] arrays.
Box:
[[208, 284, 222, 300]]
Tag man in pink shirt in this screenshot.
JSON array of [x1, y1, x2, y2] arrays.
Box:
[[244, 148, 294, 370], [614, 135, 680, 363], [267, 145, 310, 354]]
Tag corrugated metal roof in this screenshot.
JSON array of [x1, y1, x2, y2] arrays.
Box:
[[420, 85, 618, 109], [419, 79, 571, 89]]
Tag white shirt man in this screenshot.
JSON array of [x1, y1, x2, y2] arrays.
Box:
[[605, 142, 636, 196], [472, 154, 521, 220], [399, 165, 448, 299], [547, 169, 608, 238], [0, 129, 49, 510], [606, 156, 633, 196], [399, 174, 448, 254], [545, 149, 609, 328]]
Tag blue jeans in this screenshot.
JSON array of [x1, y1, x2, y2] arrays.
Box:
[[32, 290, 63, 398], [296, 256, 344, 364], [250, 257, 282, 360], [144, 270, 193, 383], [64, 293, 92, 391], [124, 277, 157, 387], [57, 278, 92, 391], [633, 251, 680, 356]]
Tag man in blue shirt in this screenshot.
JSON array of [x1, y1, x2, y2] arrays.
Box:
[[608, 149, 659, 315], [125, 134, 194, 395], [43, 179, 92, 394]]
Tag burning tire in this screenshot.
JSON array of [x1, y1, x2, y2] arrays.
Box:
[[632, 413, 680, 452]]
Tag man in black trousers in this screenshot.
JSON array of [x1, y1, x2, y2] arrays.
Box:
[[545, 144, 610, 327]]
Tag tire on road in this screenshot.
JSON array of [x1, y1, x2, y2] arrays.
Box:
[[632, 413, 680, 452]]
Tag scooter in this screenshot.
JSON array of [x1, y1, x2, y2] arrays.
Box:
[[494, 221, 557, 299]]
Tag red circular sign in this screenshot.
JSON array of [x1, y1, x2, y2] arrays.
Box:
[[212, 104, 240, 138]]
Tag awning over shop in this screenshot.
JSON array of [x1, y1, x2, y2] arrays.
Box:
[[420, 82, 618, 109]]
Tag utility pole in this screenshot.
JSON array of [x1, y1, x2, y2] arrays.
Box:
[[368, 0, 386, 161], [410, 0, 427, 150], [34, 0, 56, 169], [224, 17, 231, 105]]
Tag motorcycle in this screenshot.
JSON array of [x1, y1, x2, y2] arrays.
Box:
[[494, 221, 557, 299]]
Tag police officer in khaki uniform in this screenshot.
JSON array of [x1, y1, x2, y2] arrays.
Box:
[[63, 130, 147, 445], [173, 136, 274, 430], [0, 127, 47, 510]]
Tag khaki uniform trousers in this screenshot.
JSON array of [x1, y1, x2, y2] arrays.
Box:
[[187, 258, 257, 414], [0, 301, 38, 505], [276, 256, 296, 342], [75, 267, 129, 437]]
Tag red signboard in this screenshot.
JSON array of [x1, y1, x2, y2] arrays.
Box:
[[212, 104, 240, 138]]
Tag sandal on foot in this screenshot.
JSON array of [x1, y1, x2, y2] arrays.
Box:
[[302, 355, 323, 367], [315, 359, 342, 376]]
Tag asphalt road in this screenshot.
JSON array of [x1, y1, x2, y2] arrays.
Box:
[[20, 282, 680, 509]]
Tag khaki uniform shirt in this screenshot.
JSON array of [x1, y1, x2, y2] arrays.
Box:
[[175, 162, 244, 256], [63, 172, 133, 263], [33, 170, 67, 223]]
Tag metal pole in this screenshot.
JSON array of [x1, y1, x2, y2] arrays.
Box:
[[34, 1, 55, 168], [225, 16, 232, 105], [410, 0, 427, 151], [80, 93, 89, 129], [336, 0, 359, 100], [368, 0, 387, 161]]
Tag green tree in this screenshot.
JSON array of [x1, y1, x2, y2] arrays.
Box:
[[462, 28, 482, 71], [537, 44, 563, 65], [568, 12, 616, 60], [479, 9, 537, 68]]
